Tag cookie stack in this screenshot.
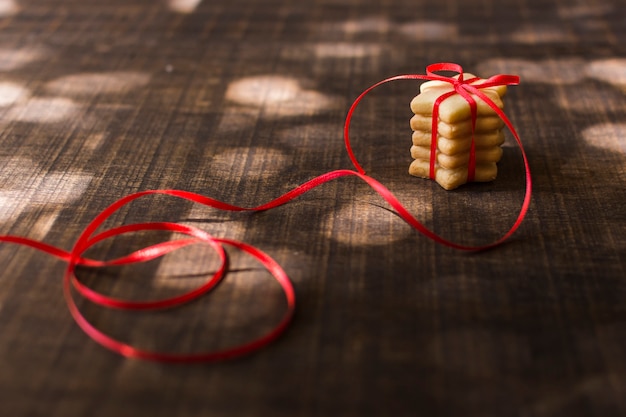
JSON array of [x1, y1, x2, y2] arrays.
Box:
[[409, 74, 508, 190]]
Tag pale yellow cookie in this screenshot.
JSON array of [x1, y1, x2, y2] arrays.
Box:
[[410, 74, 506, 124], [410, 114, 505, 138], [411, 130, 505, 154], [419, 73, 507, 96], [408, 159, 498, 190], [410, 145, 503, 169], [410, 89, 504, 124]]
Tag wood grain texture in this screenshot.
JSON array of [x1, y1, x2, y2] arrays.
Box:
[[0, 0, 625, 416]]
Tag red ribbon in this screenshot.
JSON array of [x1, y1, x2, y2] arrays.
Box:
[[0, 63, 531, 362]]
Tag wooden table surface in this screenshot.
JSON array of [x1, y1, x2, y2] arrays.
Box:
[[0, 0, 625, 416]]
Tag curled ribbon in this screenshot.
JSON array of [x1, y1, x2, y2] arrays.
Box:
[[0, 63, 531, 362]]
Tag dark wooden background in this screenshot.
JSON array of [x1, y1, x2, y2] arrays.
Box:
[[0, 0, 625, 416]]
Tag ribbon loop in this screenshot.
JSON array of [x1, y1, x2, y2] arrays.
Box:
[[425, 62, 465, 80]]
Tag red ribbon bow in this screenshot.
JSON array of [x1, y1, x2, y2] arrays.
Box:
[[0, 63, 531, 362]]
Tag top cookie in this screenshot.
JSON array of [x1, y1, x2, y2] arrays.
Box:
[[410, 73, 507, 124]]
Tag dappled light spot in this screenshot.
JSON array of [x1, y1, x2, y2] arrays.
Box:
[[276, 122, 337, 146], [28, 212, 61, 241], [82, 132, 109, 152], [325, 199, 420, 246], [225, 75, 336, 117], [476, 58, 586, 84], [510, 25, 573, 44], [282, 43, 381, 61], [5, 97, 80, 123], [227, 76, 299, 105], [149, 217, 285, 292], [0, 82, 29, 107], [167, 0, 202, 13], [0, 47, 47, 71], [0, 0, 18, 17], [344, 16, 390, 34], [0, 158, 93, 223], [318, 17, 456, 41], [555, 82, 624, 113], [586, 58, 626, 88], [317, 16, 389, 37], [581, 123, 626, 155], [398, 21, 458, 41], [150, 235, 227, 290], [314, 43, 381, 59], [558, 3, 612, 19], [45, 71, 151, 96]]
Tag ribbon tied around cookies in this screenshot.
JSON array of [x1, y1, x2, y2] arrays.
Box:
[[424, 62, 520, 181]]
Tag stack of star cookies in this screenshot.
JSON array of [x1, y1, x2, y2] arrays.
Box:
[[409, 74, 508, 190]]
